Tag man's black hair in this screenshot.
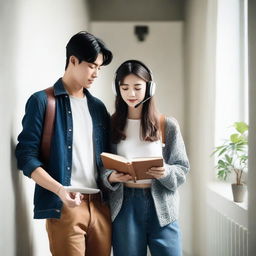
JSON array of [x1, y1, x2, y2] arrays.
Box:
[[65, 31, 113, 69]]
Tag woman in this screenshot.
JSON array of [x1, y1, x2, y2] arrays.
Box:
[[102, 60, 189, 256]]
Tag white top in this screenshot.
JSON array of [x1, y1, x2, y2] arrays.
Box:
[[117, 119, 163, 184], [69, 95, 98, 189]]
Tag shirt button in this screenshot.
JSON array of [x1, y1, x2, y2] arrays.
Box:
[[68, 145, 71, 149], [67, 167, 70, 170], [68, 111, 71, 114], [69, 129, 72, 132], [65, 95, 68, 98]]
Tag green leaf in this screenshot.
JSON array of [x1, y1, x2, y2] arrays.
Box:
[[218, 147, 227, 156], [212, 122, 249, 182], [217, 170, 226, 180], [230, 133, 241, 143], [240, 155, 248, 160], [211, 146, 225, 156], [225, 154, 232, 164], [237, 141, 247, 146], [218, 159, 226, 166], [217, 169, 231, 181], [234, 122, 248, 134]]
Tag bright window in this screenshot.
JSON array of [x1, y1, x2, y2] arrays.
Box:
[[214, 0, 248, 180], [215, 0, 248, 147]]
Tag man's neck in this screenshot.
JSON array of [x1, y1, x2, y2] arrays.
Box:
[[62, 74, 84, 98]]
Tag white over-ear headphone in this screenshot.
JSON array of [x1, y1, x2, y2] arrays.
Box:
[[112, 60, 156, 97]]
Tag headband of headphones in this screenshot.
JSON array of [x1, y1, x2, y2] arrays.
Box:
[[112, 60, 156, 96]]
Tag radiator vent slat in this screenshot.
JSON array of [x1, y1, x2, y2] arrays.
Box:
[[207, 207, 248, 256]]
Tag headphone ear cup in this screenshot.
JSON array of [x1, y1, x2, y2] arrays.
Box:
[[148, 81, 156, 96], [112, 81, 117, 96]]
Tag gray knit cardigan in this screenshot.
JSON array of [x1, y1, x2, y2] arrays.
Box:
[[101, 117, 190, 227]]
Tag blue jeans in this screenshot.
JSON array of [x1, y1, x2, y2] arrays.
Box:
[[112, 187, 182, 256]]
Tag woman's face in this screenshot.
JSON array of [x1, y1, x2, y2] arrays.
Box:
[[119, 74, 147, 108]]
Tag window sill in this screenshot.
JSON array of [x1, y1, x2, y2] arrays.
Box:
[[207, 181, 248, 228], [208, 181, 248, 210]]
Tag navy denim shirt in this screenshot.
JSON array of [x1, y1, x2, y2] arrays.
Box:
[[15, 78, 110, 219]]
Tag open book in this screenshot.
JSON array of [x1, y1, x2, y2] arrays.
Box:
[[101, 152, 163, 182]]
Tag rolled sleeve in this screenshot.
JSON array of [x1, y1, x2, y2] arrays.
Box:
[[15, 93, 46, 178]]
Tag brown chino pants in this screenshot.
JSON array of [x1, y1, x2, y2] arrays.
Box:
[[46, 193, 111, 256]]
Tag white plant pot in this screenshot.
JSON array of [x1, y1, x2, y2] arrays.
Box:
[[231, 184, 247, 202]]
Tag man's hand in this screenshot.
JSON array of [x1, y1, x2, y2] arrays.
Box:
[[108, 171, 132, 183], [146, 166, 166, 179], [30, 167, 84, 207], [57, 186, 84, 207]]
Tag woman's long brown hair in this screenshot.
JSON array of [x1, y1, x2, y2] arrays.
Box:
[[111, 60, 160, 144]]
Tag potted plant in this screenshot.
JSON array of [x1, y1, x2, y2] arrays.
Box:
[[212, 121, 248, 202]]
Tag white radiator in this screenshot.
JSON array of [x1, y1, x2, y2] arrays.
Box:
[[207, 183, 248, 256], [208, 206, 248, 256]]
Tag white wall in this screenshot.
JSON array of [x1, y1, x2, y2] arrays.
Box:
[[0, 1, 90, 255], [91, 22, 185, 126], [184, 0, 217, 255], [91, 21, 193, 255]]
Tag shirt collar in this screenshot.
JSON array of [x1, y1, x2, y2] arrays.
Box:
[[53, 78, 68, 96], [53, 78, 92, 99]]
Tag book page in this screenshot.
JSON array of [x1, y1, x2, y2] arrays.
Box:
[[100, 152, 131, 164], [131, 157, 163, 162], [100, 152, 135, 177]]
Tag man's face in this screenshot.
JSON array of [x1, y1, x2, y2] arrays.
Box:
[[72, 53, 103, 88]]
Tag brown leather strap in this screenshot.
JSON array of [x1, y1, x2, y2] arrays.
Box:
[[159, 114, 166, 144], [41, 87, 56, 164]]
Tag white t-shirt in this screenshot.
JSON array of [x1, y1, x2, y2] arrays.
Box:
[[69, 95, 98, 189], [117, 119, 163, 184]]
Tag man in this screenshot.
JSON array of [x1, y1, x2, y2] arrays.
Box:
[[15, 31, 113, 256]]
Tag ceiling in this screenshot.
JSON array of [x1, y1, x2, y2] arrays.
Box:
[[88, 0, 185, 21]]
